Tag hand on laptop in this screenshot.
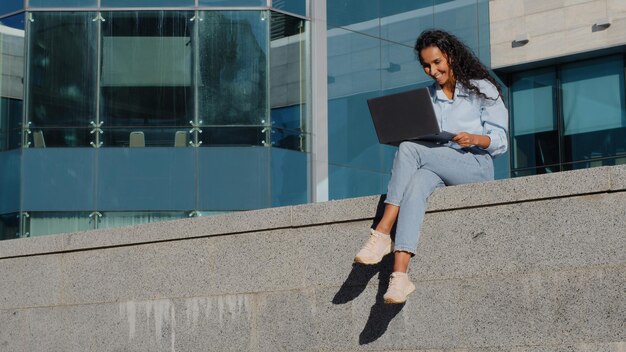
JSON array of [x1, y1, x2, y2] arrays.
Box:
[[452, 132, 491, 149]]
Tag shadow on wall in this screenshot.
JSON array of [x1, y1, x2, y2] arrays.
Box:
[[332, 196, 404, 345]]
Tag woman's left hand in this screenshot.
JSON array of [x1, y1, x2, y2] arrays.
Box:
[[452, 132, 475, 148], [452, 132, 491, 149]]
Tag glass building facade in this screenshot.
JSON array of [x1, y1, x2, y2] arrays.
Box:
[[1, 1, 310, 239], [508, 55, 626, 176], [1, 0, 624, 240]]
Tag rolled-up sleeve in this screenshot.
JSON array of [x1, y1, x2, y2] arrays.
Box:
[[478, 81, 509, 157]]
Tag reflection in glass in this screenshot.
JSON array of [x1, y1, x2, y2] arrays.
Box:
[[29, 0, 97, 8], [327, 0, 379, 31], [26, 12, 97, 147], [98, 211, 187, 230], [434, 0, 478, 54], [197, 11, 268, 130], [95, 148, 196, 211], [272, 0, 306, 17], [564, 156, 626, 171], [100, 128, 193, 148], [1, 14, 25, 150], [0, 212, 19, 240], [561, 55, 626, 163], [100, 11, 194, 145], [199, 0, 265, 6], [197, 147, 271, 210], [380, 0, 433, 46], [101, 0, 193, 8], [271, 147, 308, 206], [327, 26, 381, 99], [26, 127, 91, 147], [381, 41, 427, 90], [269, 12, 309, 152], [271, 106, 305, 151], [0, 98, 23, 150], [510, 68, 558, 173], [27, 211, 93, 237], [0, 0, 23, 16], [198, 126, 265, 146]]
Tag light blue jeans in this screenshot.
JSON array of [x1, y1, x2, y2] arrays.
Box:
[[385, 141, 494, 254]]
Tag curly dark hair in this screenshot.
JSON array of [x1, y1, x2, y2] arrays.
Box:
[[414, 29, 501, 100]]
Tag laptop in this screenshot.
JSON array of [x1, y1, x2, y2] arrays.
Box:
[[367, 87, 456, 146]]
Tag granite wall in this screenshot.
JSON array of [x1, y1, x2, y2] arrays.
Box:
[[1, 165, 625, 351]]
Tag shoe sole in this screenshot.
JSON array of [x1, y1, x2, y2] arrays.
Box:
[[353, 243, 392, 265], [383, 283, 416, 304]]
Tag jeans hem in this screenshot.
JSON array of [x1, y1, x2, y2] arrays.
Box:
[[393, 247, 416, 256]]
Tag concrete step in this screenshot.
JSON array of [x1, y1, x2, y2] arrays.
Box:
[[1, 165, 625, 351]]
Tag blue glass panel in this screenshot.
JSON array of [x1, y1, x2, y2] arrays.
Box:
[[381, 144, 396, 173], [0, 98, 22, 151], [329, 164, 385, 200], [561, 55, 626, 163], [0, 13, 26, 30], [328, 92, 385, 172], [510, 67, 558, 171], [269, 12, 310, 151], [511, 68, 557, 135], [1, 13, 25, 152], [561, 56, 625, 135], [22, 148, 95, 211], [272, 0, 305, 16], [493, 152, 510, 180], [477, 0, 490, 66], [327, 26, 380, 99], [0, 150, 20, 213], [381, 0, 433, 17], [0, 212, 19, 240], [271, 147, 308, 206], [199, 0, 266, 7], [270, 105, 306, 151], [380, 0, 433, 46], [197, 147, 271, 211], [100, 11, 194, 133], [96, 148, 195, 211], [197, 11, 268, 127], [0, 0, 22, 16], [327, 0, 379, 36], [29, 0, 97, 7], [381, 41, 429, 91], [98, 211, 187, 229], [433, 0, 479, 54], [564, 156, 626, 171], [26, 12, 98, 140], [28, 211, 92, 236], [101, 0, 193, 7]]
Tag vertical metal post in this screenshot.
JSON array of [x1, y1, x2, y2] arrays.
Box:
[[310, 0, 328, 202]]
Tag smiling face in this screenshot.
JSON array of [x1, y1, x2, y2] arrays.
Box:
[[420, 46, 455, 89]]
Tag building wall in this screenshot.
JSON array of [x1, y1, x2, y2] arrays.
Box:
[[490, 0, 626, 68], [491, 0, 626, 177]]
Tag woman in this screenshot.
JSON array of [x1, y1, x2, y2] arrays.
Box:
[[354, 29, 508, 304]]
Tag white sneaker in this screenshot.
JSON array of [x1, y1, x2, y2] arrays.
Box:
[[354, 229, 392, 265], [383, 272, 416, 304]]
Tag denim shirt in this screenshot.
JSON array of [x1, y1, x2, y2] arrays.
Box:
[[428, 79, 509, 157]]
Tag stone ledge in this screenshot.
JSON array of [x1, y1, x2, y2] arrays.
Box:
[[0, 165, 624, 259]]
